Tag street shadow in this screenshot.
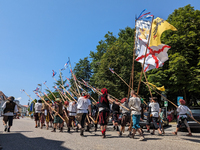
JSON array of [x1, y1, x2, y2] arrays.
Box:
[[0, 133, 71, 150], [144, 137, 162, 141], [181, 138, 200, 144]]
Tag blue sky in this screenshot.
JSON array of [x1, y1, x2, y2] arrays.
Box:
[[0, 0, 199, 105]]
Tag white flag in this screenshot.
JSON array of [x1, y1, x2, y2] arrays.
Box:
[[136, 38, 170, 72], [135, 20, 151, 55]]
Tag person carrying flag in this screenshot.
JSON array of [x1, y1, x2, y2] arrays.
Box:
[[98, 88, 120, 138], [51, 98, 64, 132], [76, 92, 91, 136], [34, 100, 43, 128], [120, 97, 131, 136], [67, 101, 77, 132], [128, 90, 145, 141]]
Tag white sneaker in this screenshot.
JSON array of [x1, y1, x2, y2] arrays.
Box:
[[139, 136, 145, 141]]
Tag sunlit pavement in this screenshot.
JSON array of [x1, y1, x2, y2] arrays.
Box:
[[0, 117, 200, 150]]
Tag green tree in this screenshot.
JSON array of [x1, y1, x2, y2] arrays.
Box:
[[147, 4, 200, 105]]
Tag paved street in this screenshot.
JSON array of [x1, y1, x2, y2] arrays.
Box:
[[0, 117, 200, 150]]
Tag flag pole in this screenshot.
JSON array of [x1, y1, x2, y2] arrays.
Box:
[[78, 80, 130, 111], [137, 15, 154, 95], [44, 83, 57, 100], [141, 81, 200, 125], [53, 77, 77, 102], [59, 70, 64, 86], [143, 66, 153, 98], [128, 16, 137, 98], [68, 57, 81, 97], [34, 92, 65, 122], [23, 90, 36, 103]]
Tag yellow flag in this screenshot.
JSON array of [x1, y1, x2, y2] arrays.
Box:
[[149, 17, 177, 47], [147, 82, 165, 91]]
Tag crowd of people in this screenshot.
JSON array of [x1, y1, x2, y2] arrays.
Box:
[[2, 89, 194, 145]]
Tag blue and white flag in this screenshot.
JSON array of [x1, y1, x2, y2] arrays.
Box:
[[135, 20, 151, 55]]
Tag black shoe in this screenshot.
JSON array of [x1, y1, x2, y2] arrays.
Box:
[[68, 128, 70, 133], [86, 126, 90, 132], [51, 128, 56, 132], [59, 128, 63, 132], [80, 129, 84, 136], [116, 126, 119, 131], [76, 128, 78, 132], [113, 126, 116, 131], [4, 125, 7, 132], [7, 128, 10, 132], [119, 131, 122, 136], [95, 127, 97, 132], [147, 129, 150, 133], [128, 132, 132, 138]]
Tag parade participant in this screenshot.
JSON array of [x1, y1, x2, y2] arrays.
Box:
[[146, 99, 152, 133], [93, 102, 99, 132], [67, 101, 77, 132], [49, 103, 54, 127], [51, 98, 64, 132], [172, 99, 193, 136], [120, 97, 131, 136], [40, 102, 46, 129], [112, 99, 120, 134], [148, 97, 162, 135], [98, 88, 120, 138], [76, 92, 91, 136], [167, 108, 172, 122], [2, 96, 18, 132], [159, 108, 165, 134], [128, 90, 144, 141], [63, 101, 69, 130], [34, 99, 43, 128], [44, 100, 51, 130]]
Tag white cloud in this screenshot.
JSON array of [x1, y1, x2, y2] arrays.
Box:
[[15, 97, 22, 100]]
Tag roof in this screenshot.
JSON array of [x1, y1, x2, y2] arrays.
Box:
[[23, 105, 28, 108]]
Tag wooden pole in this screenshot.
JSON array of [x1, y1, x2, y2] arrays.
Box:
[[143, 67, 153, 98], [44, 83, 57, 100], [137, 16, 154, 95], [141, 81, 200, 125], [53, 77, 77, 102], [68, 57, 81, 96], [23, 90, 36, 103], [34, 92, 65, 122]]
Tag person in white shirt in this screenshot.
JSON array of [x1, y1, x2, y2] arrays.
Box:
[[148, 97, 162, 135], [76, 92, 91, 136], [67, 101, 77, 132], [172, 99, 193, 136], [2, 96, 18, 132], [34, 100, 43, 128], [128, 90, 145, 141]]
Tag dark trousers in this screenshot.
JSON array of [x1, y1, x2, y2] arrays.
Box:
[[3, 116, 13, 126]]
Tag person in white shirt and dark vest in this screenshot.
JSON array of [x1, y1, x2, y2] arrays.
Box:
[[76, 92, 91, 136], [147, 97, 162, 135], [2, 96, 18, 132], [34, 100, 43, 128], [172, 99, 193, 136]]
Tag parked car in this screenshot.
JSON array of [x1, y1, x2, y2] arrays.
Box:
[[179, 107, 200, 129]]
